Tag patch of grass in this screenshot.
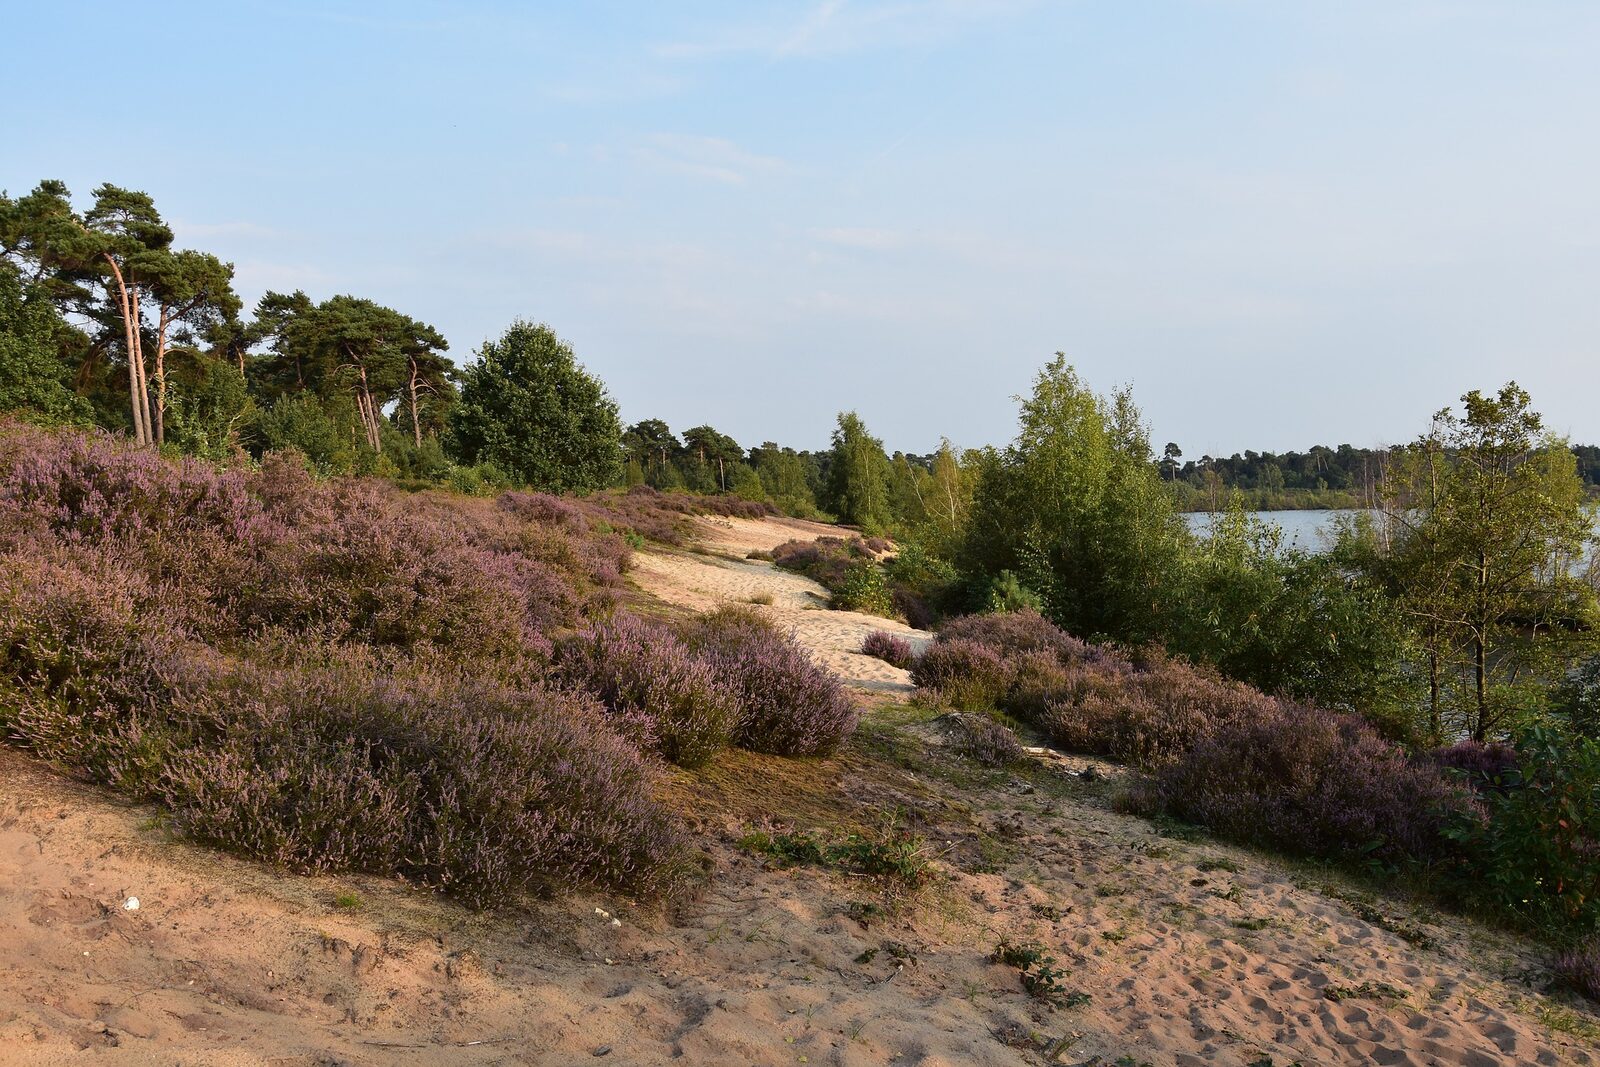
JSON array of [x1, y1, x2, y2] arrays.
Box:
[[745, 591, 774, 606], [1101, 928, 1129, 943], [332, 892, 363, 909], [1231, 917, 1272, 931], [854, 947, 878, 964], [1030, 902, 1068, 921], [1197, 857, 1240, 873], [1323, 980, 1409, 1003], [740, 823, 934, 889]]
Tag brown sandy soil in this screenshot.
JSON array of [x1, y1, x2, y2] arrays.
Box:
[[2, 520, 1599, 1066]]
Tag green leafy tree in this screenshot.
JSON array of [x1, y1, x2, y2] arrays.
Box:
[[0, 263, 93, 425], [823, 411, 894, 531], [961, 356, 1188, 643], [448, 320, 621, 491], [1364, 384, 1597, 740]]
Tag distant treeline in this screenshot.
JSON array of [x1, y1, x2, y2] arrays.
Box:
[[1161, 442, 1600, 511]]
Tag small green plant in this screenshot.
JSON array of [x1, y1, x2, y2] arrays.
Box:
[[1197, 857, 1239, 873], [746, 591, 774, 605], [854, 947, 878, 964], [1323, 980, 1408, 1003], [333, 892, 363, 909], [1231, 917, 1271, 931], [991, 938, 1070, 1000]]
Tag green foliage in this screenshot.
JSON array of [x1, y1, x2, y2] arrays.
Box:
[[1357, 383, 1599, 741], [163, 358, 252, 460], [1444, 727, 1600, 935], [1172, 498, 1416, 726], [960, 357, 1188, 645], [449, 321, 622, 491], [990, 938, 1071, 1000], [0, 265, 93, 426], [823, 411, 894, 530], [740, 823, 933, 888], [982, 570, 1043, 615], [250, 394, 361, 474], [832, 561, 896, 617]]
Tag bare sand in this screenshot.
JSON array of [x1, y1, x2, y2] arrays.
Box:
[[629, 515, 932, 695], [1, 517, 1597, 1065]]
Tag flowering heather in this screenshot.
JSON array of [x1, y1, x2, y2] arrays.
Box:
[[936, 610, 1098, 665], [1124, 708, 1468, 868], [861, 631, 914, 670], [1428, 739, 1520, 792], [0, 422, 755, 903], [770, 536, 874, 590], [680, 606, 858, 756], [947, 714, 1025, 768], [910, 638, 1011, 710], [555, 614, 740, 768], [1556, 942, 1600, 1003]]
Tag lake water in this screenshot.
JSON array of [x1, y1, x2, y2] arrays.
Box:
[[1182, 509, 1369, 554]]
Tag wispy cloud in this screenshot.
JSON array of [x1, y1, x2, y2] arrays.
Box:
[[655, 0, 1034, 60], [633, 134, 787, 185]]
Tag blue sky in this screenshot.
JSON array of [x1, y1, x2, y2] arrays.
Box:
[[5, 1, 1598, 456]]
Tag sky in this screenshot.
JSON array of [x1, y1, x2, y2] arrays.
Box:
[[4, 1, 1599, 457]]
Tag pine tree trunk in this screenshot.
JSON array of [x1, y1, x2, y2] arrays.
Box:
[[103, 255, 147, 446], [408, 358, 422, 447]]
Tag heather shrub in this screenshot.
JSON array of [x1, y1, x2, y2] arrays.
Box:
[[1429, 740, 1520, 794], [947, 714, 1025, 767], [1127, 708, 1467, 870], [680, 606, 858, 756], [0, 561, 685, 905], [1442, 728, 1600, 935], [1555, 942, 1600, 1002], [555, 615, 739, 768], [861, 631, 914, 670], [771, 536, 872, 589], [911, 638, 1010, 710], [936, 610, 1096, 665], [163, 666, 685, 907]]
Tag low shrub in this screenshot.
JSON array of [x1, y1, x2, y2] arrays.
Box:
[[947, 714, 1025, 768], [937, 610, 1096, 665], [1555, 942, 1600, 1002], [554, 615, 739, 768], [771, 535, 873, 589], [910, 638, 1010, 710], [1125, 708, 1468, 870], [680, 606, 858, 756], [831, 561, 895, 617], [1442, 728, 1600, 935], [861, 631, 914, 670], [1429, 740, 1520, 794], [0, 562, 686, 907]]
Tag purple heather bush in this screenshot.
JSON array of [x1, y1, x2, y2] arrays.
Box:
[[1124, 708, 1469, 868], [1556, 942, 1600, 1003], [680, 606, 858, 756], [947, 714, 1025, 768], [1428, 739, 1520, 793], [861, 631, 914, 670], [0, 421, 820, 904], [770, 536, 874, 590], [555, 614, 740, 768], [910, 638, 1012, 710]]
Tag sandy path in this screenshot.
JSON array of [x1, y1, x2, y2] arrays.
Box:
[[630, 516, 933, 695]]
